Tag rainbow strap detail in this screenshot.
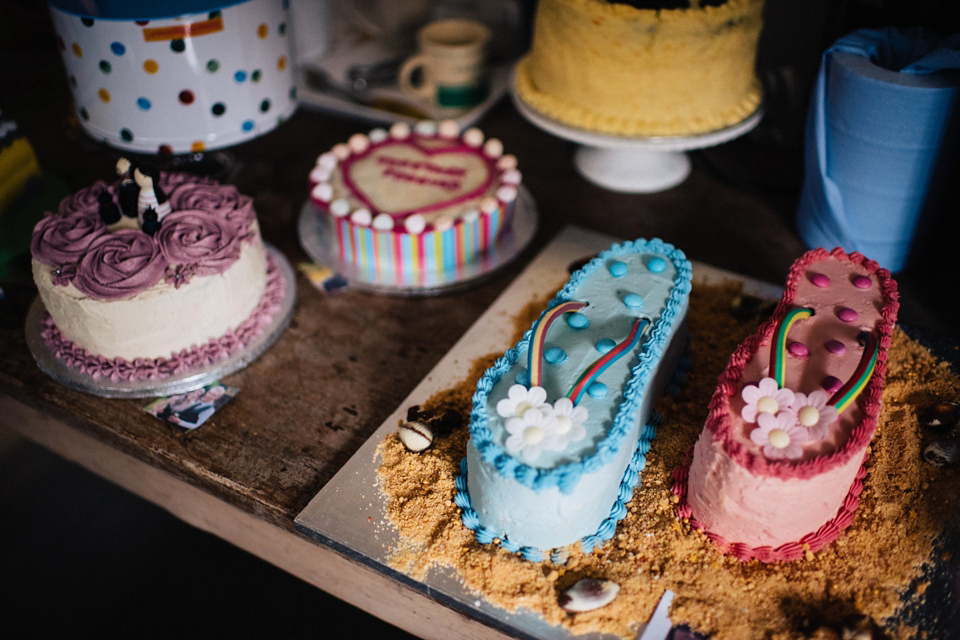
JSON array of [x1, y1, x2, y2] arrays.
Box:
[[829, 331, 879, 413], [566, 317, 651, 406], [526, 301, 587, 387], [770, 307, 814, 388], [770, 306, 879, 414]]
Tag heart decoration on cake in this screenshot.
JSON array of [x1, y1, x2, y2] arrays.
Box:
[[340, 139, 496, 219]]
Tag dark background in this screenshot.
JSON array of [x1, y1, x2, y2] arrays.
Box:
[[2, 0, 959, 638]]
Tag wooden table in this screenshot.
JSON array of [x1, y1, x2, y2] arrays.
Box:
[[1, 7, 956, 638]]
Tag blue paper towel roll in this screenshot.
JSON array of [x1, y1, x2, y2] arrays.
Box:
[[797, 28, 960, 272]]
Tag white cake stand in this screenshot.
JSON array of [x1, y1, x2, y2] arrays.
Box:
[[510, 78, 764, 193]]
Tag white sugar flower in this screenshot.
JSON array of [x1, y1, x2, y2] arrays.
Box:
[[751, 411, 809, 460], [741, 377, 795, 423], [790, 390, 838, 441], [504, 408, 560, 462], [550, 397, 588, 447], [497, 384, 549, 420]]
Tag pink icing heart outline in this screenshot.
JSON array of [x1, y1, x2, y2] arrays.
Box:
[[339, 138, 497, 220]]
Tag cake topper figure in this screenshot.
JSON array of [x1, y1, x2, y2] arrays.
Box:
[[134, 164, 170, 236], [96, 187, 121, 225], [115, 157, 139, 219]]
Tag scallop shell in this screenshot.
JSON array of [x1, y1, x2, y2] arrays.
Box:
[[398, 420, 433, 453], [923, 429, 960, 467], [558, 578, 620, 612]]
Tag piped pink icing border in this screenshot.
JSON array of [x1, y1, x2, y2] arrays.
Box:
[[670, 247, 899, 562], [671, 447, 868, 562], [39, 254, 285, 382]]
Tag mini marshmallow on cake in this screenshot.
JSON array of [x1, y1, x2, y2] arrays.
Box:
[[308, 120, 521, 282]]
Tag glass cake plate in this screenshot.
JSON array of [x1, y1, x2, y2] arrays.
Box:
[[25, 244, 296, 399], [297, 185, 538, 296], [509, 67, 764, 194]]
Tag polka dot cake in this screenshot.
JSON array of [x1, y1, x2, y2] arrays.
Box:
[[48, 0, 297, 153], [676, 247, 900, 562], [308, 120, 521, 286], [457, 239, 692, 561]]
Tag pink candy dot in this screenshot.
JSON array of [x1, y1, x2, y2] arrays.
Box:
[[825, 339, 846, 355], [822, 375, 842, 393], [788, 341, 809, 358], [811, 273, 831, 288], [852, 275, 872, 289], [837, 307, 858, 322]]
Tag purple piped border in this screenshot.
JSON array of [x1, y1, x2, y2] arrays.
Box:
[[39, 254, 284, 382]]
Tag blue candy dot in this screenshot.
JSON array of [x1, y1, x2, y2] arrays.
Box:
[[587, 382, 608, 398], [241, 120, 255, 132], [648, 257, 667, 273], [515, 370, 530, 386], [566, 312, 589, 329], [110, 42, 126, 56], [623, 293, 644, 309], [136, 97, 151, 110], [596, 338, 616, 354], [609, 260, 628, 277], [234, 70, 247, 82], [544, 347, 567, 364]]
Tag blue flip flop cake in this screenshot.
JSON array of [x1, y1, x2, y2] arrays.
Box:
[[456, 238, 692, 560]]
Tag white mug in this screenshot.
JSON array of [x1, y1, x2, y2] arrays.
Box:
[[399, 19, 491, 110]]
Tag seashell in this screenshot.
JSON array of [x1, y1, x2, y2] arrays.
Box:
[[398, 420, 433, 453], [923, 429, 960, 467], [558, 578, 620, 612], [920, 400, 960, 432]]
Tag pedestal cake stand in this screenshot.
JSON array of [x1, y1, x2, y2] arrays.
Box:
[[510, 79, 764, 193]]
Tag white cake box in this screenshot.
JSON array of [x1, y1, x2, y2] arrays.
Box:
[[48, 0, 298, 154]]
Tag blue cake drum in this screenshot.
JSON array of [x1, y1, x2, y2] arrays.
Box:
[[457, 238, 692, 560]]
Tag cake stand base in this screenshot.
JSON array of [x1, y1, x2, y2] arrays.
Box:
[[510, 68, 764, 194], [574, 146, 691, 193]]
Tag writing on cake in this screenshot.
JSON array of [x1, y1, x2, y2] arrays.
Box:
[[377, 155, 466, 192]]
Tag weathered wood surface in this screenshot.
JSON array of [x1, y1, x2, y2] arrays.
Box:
[[0, 5, 956, 635]]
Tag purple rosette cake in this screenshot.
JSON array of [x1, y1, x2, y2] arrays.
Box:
[[30, 161, 284, 382]]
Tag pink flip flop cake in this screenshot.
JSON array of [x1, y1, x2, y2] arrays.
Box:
[[674, 247, 899, 562]]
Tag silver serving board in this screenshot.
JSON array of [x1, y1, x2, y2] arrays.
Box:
[[295, 226, 783, 640], [25, 245, 296, 399]]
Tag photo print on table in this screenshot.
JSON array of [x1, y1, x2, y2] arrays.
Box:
[[144, 381, 238, 430]]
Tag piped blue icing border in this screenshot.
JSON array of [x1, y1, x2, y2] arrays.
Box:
[[457, 405, 688, 560], [467, 238, 692, 494]]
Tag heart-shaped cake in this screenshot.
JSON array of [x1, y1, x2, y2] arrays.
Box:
[[309, 120, 522, 283], [340, 137, 496, 219]]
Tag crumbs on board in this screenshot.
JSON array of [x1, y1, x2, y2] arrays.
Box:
[[376, 283, 960, 639]]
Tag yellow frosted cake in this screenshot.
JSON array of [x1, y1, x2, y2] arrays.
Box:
[[514, 0, 765, 137]]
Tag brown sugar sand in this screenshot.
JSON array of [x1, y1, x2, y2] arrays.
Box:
[[375, 283, 960, 639]]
